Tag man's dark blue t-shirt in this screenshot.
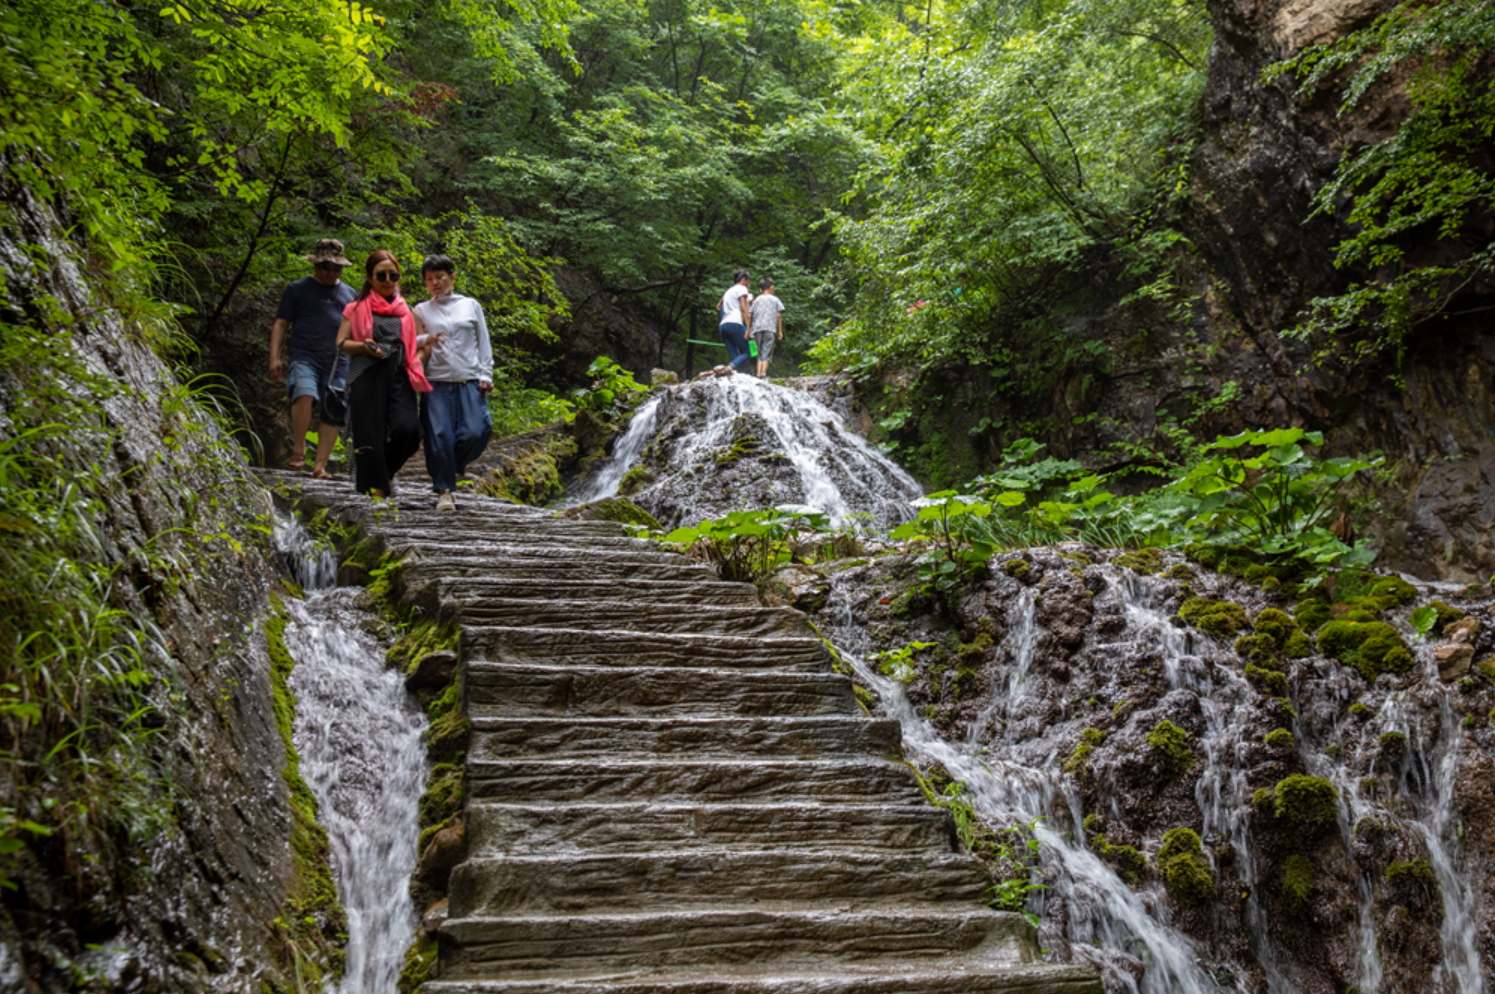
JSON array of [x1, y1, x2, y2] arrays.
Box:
[[277, 277, 353, 379]]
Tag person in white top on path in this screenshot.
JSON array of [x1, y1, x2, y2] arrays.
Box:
[[412, 254, 494, 512]]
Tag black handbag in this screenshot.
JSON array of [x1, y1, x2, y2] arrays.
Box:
[[320, 345, 348, 428]]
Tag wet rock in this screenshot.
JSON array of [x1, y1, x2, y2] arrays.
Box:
[[415, 820, 467, 894], [1435, 641, 1475, 682], [650, 368, 680, 386], [763, 565, 831, 613], [421, 898, 450, 936], [406, 650, 458, 691]]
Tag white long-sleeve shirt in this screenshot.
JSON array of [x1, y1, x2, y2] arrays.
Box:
[[413, 293, 494, 384]]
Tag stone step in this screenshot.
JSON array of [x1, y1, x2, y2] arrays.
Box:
[[407, 560, 721, 587], [466, 716, 900, 760], [465, 664, 850, 719], [448, 850, 991, 917], [380, 523, 647, 550], [436, 577, 761, 607], [400, 541, 690, 567], [422, 963, 1102, 994], [464, 802, 956, 856], [463, 629, 828, 671], [465, 759, 928, 806], [436, 908, 1044, 979], [456, 600, 809, 638]]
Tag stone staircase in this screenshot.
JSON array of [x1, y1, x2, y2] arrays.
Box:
[[264, 472, 1100, 994]]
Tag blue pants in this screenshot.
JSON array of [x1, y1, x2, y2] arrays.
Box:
[[719, 322, 753, 369], [420, 380, 493, 493]]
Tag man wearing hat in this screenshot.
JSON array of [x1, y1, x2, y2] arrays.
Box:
[[269, 239, 355, 476]]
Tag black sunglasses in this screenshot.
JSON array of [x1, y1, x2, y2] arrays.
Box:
[[373, 270, 400, 283]]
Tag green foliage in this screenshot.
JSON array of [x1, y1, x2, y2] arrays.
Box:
[[888, 492, 1000, 593], [871, 641, 938, 684], [572, 357, 648, 418], [663, 506, 834, 583], [1272, 775, 1340, 829], [488, 370, 578, 439], [1410, 604, 1438, 640], [1280, 854, 1315, 917], [1145, 719, 1194, 777], [1269, 1, 1495, 372]]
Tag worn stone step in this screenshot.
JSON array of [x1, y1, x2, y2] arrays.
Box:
[[448, 851, 991, 917], [437, 577, 761, 607], [399, 541, 690, 568], [465, 759, 928, 806], [463, 629, 827, 671], [437, 908, 1043, 978], [467, 716, 899, 761], [380, 523, 647, 550], [465, 664, 850, 719], [422, 963, 1102, 994], [464, 802, 956, 856], [405, 558, 719, 585], [456, 600, 809, 638]]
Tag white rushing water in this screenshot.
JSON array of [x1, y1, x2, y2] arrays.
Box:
[[825, 563, 1487, 994], [577, 376, 921, 528], [275, 515, 428, 994]]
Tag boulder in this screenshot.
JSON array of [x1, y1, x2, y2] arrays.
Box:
[[765, 565, 831, 613], [405, 651, 458, 692], [651, 368, 680, 386], [414, 821, 467, 894], [1435, 642, 1475, 682]]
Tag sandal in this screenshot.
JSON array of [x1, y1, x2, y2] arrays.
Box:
[[286, 456, 307, 472], [311, 468, 333, 480]]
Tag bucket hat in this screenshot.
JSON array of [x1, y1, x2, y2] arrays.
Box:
[[305, 238, 353, 267]]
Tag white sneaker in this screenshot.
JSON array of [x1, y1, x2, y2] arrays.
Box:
[[435, 492, 456, 513]]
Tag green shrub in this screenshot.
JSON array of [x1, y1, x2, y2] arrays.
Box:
[[1273, 775, 1339, 828], [1280, 854, 1314, 916], [1146, 719, 1194, 776], [1178, 598, 1249, 639]]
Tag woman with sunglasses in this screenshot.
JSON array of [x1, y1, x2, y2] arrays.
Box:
[[334, 250, 435, 497]]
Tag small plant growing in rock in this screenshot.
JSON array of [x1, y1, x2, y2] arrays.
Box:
[[1156, 827, 1214, 905], [1410, 604, 1438, 640], [1272, 775, 1339, 828], [1062, 728, 1107, 778], [870, 640, 937, 683], [1279, 854, 1314, 917], [1146, 719, 1194, 777]]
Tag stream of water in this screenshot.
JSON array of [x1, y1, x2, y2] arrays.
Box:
[[275, 516, 427, 994], [823, 563, 1487, 994]]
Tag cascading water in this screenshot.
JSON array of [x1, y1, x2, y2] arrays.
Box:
[[572, 375, 921, 529], [821, 552, 1490, 994], [274, 515, 428, 994]]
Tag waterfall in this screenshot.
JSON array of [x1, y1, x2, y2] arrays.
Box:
[[572, 376, 921, 529], [274, 516, 428, 994], [823, 558, 1489, 994]]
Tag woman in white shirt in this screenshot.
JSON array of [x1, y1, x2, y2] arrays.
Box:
[[718, 269, 753, 371], [413, 254, 494, 512]]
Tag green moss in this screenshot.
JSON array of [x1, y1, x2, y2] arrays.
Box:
[[1348, 702, 1371, 719], [265, 601, 347, 983], [1283, 631, 1313, 659], [1368, 576, 1418, 607], [1253, 608, 1299, 647], [1092, 835, 1146, 883], [1316, 620, 1414, 682], [1280, 854, 1314, 916], [1384, 858, 1438, 890], [617, 464, 657, 496], [566, 497, 662, 530], [1178, 597, 1249, 639], [1157, 828, 1214, 905], [1113, 548, 1165, 575], [1082, 813, 1104, 833], [1061, 552, 1093, 567], [479, 438, 578, 505], [396, 934, 439, 994], [1234, 634, 1277, 666], [1428, 600, 1467, 636], [1062, 728, 1107, 777], [387, 618, 460, 675], [1293, 599, 1333, 634], [426, 680, 470, 765], [1164, 563, 1196, 581], [1245, 663, 1290, 697], [1264, 728, 1295, 750], [1378, 731, 1408, 759], [1243, 564, 1276, 584], [1272, 775, 1339, 828], [1145, 719, 1194, 777], [958, 631, 993, 666], [1251, 788, 1273, 809], [1001, 559, 1031, 579]]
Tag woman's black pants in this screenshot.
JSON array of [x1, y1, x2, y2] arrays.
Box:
[[349, 359, 422, 496]]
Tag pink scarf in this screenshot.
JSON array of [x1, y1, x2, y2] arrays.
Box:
[[343, 292, 432, 393]]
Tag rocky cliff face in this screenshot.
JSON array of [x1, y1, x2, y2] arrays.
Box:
[[0, 192, 327, 992], [869, 0, 1495, 583]]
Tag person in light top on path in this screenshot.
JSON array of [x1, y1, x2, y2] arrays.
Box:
[[718, 269, 754, 372], [413, 255, 494, 513], [748, 276, 784, 380]]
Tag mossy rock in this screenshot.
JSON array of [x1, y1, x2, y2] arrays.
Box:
[[1062, 727, 1107, 778], [1427, 600, 1467, 636], [1264, 728, 1294, 751], [1272, 775, 1339, 828], [1368, 576, 1418, 607], [1090, 834, 1146, 883], [1145, 719, 1194, 777], [1178, 597, 1249, 639], [957, 631, 993, 666], [1113, 548, 1165, 576], [1157, 829, 1214, 905], [1164, 563, 1196, 582], [617, 465, 657, 496], [1060, 552, 1093, 567], [1377, 731, 1408, 759], [419, 763, 466, 828], [479, 438, 578, 506], [1316, 620, 1413, 683], [1157, 827, 1202, 863], [397, 934, 439, 994], [1348, 702, 1372, 719], [1251, 788, 1274, 809], [1001, 559, 1031, 579], [1455, 582, 1491, 601], [1252, 609, 1299, 649], [1234, 634, 1278, 666], [1283, 630, 1313, 659], [1384, 858, 1438, 892], [1279, 854, 1314, 917], [565, 497, 662, 530], [1245, 663, 1289, 698], [1293, 599, 1333, 635]]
